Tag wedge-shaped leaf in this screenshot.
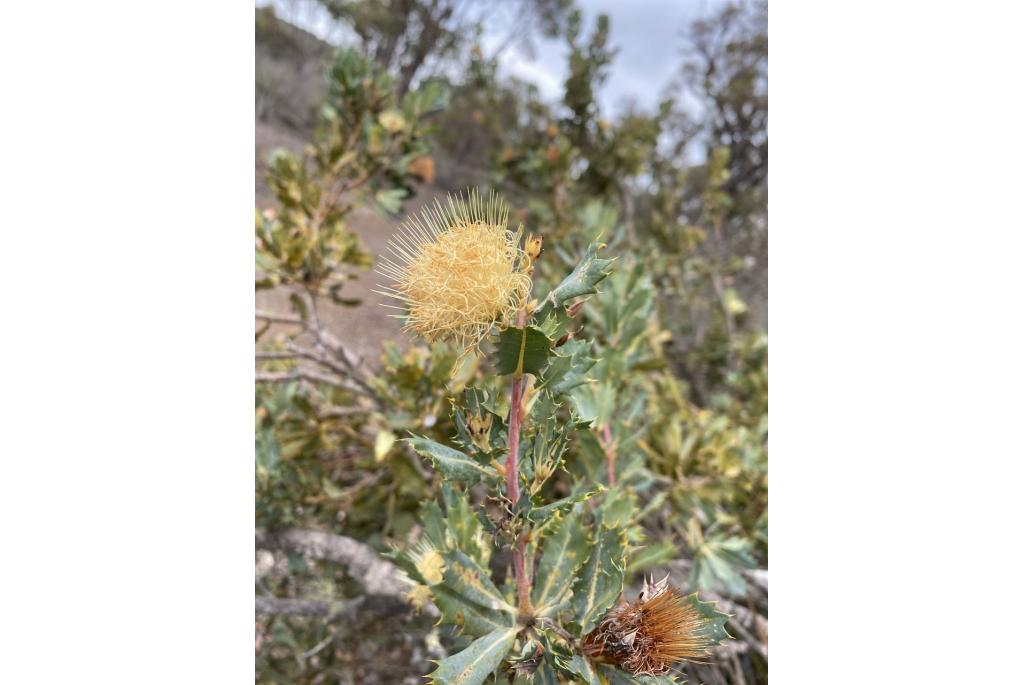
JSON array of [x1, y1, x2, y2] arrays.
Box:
[[570, 526, 626, 635], [532, 510, 587, 611], [536, 301, 577, 341], [526, 408, 587, 486], [432, 584, 515, 637], [598, 487, 636, 529], [419, 500, 449, 548], [626, 539, 678, 575], [538, 339, 597, 396], [408, 436, 493, 484], [544, 241, 613, 308], [691, 535, 758, 596], [495, 325, 553, 377], [525, 417, 568, 495], [429, 627, 518, 685], [561, 654, 600, 685], [528, 488, 601, 527], [453, 388, 506, 455], [441, 550, 517, 616], [681, 592, 731, 647], [442, 484, 491, 567]]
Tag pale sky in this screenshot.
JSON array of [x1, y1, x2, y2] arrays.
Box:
[[260, 0, 730, 117], [493, 0, 730, 115]]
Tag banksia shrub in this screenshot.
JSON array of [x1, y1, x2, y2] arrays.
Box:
[[383, 189, 730, 685]]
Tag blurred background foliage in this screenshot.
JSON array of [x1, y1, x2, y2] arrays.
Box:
[[255, 1, 766, 683]]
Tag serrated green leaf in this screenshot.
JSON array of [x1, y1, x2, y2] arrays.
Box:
[[526, 413, 575, 494], [432, 584, 515, 637], [562, 654, 600, 685], [442, 483, 491, 567], [681, 592, 731, 647], [454, 388, 506, 456], [429, 627, 518, 685], [408, 436, 494, 484], [536, 303, 574, 341], [418, 500, 449, 548], [571, 526, 626, 634], [495, 326, 553, 376], [626, 539, 678, 575], [442, 550, 517, 616], [691, 535, 757, 595], [532, 511, 587, 611], [528, 489, 601, 527], [597, 665, 682, 684], [598, 487, 636, 529], [544, 241, 613, 308], [538, 339, 597, 396]]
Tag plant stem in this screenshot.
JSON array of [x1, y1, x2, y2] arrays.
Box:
[[506, 375, 524, 506], [506, 309, 532, 614]]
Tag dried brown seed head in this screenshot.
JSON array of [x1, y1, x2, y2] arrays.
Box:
[[582, 576, 719, 676]]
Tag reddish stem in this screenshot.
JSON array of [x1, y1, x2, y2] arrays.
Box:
[[506, 310, 532, 613]]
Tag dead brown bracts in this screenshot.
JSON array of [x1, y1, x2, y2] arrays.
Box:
[[581, 575, 726, 676]]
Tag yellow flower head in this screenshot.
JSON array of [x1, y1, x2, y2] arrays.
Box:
[[408, 539, 445, 586], [404, 583, 433, 613], [377, 190, 532, 352]]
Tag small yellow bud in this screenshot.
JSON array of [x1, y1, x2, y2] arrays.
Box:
[[409, 540, 445, 586], [524, 234, 543, 261], [467, 411, 493, 451], [405, 583, 433, 612]]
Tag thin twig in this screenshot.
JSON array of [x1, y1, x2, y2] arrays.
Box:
[[255, 310, 303, 325], [256, 351, 299, 361], [255, 369, 371, 397]]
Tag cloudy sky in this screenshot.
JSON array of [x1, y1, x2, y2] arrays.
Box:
[[262, 0, 730, 116], [493, 0, 729, 115]]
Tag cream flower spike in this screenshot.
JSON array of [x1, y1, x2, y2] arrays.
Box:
[[376, 189, 532, 354]]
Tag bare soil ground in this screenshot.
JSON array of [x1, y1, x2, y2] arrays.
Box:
[[256, 121, 442, 365]]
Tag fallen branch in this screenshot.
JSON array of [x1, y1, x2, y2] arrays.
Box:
[[256, 528, 404, 598], [255, 594, 408, 623]]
